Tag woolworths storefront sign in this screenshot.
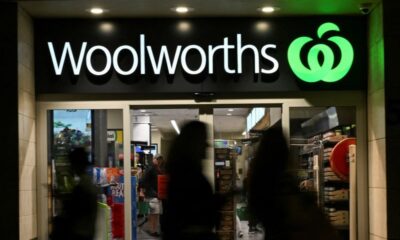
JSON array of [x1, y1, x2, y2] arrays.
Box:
[[48, 34, 279, 76], [35, 18, 366, 96]]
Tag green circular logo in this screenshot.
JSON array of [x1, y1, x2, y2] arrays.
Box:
[[287, 22, 354, 83]]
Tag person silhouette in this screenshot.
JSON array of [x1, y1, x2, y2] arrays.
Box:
[[247, 126, 340, 240], [163, 121, 219, 240], [142, 154, 163, 237], [51, 147, 98, 240]]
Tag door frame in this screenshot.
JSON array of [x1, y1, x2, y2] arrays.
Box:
[[36, 91, 367, 240]]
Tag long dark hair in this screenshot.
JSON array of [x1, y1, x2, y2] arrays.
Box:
[[166, 121, 208, 175], [247, 127, 289, 223]]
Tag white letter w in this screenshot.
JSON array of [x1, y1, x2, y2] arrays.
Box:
[[48, 42, 87, 75], [147, 45, 182, 75]]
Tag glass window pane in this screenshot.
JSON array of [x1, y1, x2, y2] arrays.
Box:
[[48, 109, 125, 239], [130, 108, 199, 240], [213, 106, 282, 239], [290, 106, 356, 240]]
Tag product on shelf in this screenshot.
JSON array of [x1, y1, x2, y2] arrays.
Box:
[[214, 147, 236, 239], [324, 187, 349, 201], [93, 167, 125, 239], [327, 210, 350, 227], [295, 125, 355, 235], [96, 202, 112, 240], [324, 168, 343, 182]]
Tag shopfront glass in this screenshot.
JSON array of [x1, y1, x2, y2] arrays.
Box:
[[48, 109, 125, 239], [40, 102, 362, 240], [212, 106, 282, 240], [130, 108, 199, 240], [289, 106, 356, 240]]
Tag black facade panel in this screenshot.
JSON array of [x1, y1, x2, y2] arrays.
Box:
[[383, 2, 400, 239], [0, 2, 19, 239], [35, 17, 367, 97]]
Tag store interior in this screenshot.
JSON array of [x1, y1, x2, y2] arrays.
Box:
[[47, 105, 356, 240]]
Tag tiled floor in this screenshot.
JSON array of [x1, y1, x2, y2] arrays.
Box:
[[136, 216, 159, 240], [136, 220, 264, 240], [237, 221, 265, 240], [136, 227, 160, 240]]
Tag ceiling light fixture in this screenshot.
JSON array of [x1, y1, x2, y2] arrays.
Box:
[[140, 109, 146, 113], [259, 6, 277, 13], [255, 21, 270, 32], [99, 22, 114, 33], [228, 109, 234, 112], [90, 7, 105, 15], [171, 120, 180, 134], [242, 131, 246, 136], [172, 6, 193, 14], [227, 113, 232, 116], [178, 21, 191, 32]]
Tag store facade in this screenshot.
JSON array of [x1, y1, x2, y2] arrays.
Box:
[[4, 1, 398, 240], [33, 16, 368, 240]]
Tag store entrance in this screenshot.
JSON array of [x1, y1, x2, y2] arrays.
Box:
[[130, 105, 282, 240], [130, 107, 200, 240], [130, 105, 357, 240], [39, 98, 363, 240], [212, 106, 282, 240]]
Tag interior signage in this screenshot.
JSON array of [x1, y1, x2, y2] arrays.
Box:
[[35, 18, 366, 95]]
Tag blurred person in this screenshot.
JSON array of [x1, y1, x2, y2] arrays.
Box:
[[247, 127, 340, 240], [163, 121, 219, 240], [156, 154, 168, 235], [156, 153, 166, 174], [137, 163, 148, 226], [243, 170, 258, 233], [50, 147, 98, 240], [142, 154, 163, 237]]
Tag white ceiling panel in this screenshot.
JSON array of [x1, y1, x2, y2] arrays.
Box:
[[131, 107, 250, 134]]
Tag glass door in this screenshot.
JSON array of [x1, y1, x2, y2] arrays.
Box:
[[130, 107, 199, 240], [212, 106, 282, 240]]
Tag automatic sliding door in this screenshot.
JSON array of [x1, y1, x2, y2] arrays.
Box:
[[212, 106, 282, 240], [130, 107, 199, 240]]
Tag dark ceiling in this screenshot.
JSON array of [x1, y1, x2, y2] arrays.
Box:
[[19, 0, 381, 18]]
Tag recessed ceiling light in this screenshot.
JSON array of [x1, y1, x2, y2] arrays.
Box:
[[228, 109, 234, 112], [255, 21, 270, 32], [259, 6, 277, 13], [89, 8, 105, 15], [227, 113, 232, 116], [178, 21, 191, 32], [140, 109, 146, 113], [100, 22, 114, 33], [172, 6, 193, 14]]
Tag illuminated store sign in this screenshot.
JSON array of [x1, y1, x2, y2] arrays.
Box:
[[48, 34, 279, 76], [35, 18, 366, 95], [288, 22, 354, 83]]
